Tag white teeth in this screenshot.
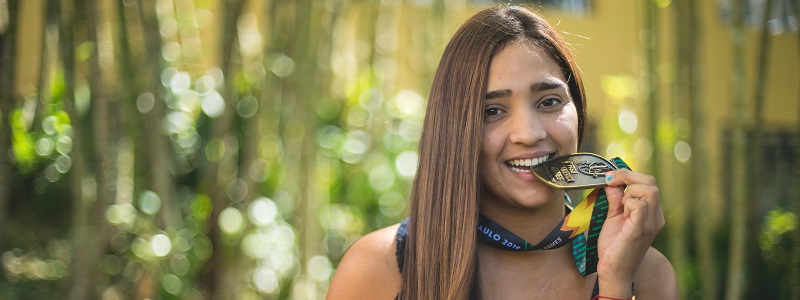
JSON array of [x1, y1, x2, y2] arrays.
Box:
[[507, 155, 552, 171]]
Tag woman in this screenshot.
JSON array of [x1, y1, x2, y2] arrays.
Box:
[[327, 6, 677, 299]]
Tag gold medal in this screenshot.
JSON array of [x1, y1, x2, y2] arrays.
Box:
[[530, 153, 618, 190]]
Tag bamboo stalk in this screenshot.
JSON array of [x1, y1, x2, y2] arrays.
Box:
[[64, 0, 95, 297], [119, 0, 177, 230], [725, 0, 750, 298], [34, 1, 59, 131], [789, 0, 800, 298], [644, 0, 660, 179], [748, 0, 774, 296], [0, 0, 20, 257], [670, 2, 689, 296], [686, 1, 718, 299], [196, 0, 247, 297]]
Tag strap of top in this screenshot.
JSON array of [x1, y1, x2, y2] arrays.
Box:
[[395, 218, 409, 273]]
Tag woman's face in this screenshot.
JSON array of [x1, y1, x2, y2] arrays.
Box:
[[480, 41, 579, 211]]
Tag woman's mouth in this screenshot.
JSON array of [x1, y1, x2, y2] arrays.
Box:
[[506, 154, 555, 173]]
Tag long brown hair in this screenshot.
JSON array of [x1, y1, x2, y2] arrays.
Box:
[[401, 6, 587, 299]]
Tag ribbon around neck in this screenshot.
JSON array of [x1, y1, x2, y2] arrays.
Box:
[[477, 156, 631, 276]]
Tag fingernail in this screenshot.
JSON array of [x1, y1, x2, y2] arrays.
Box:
[[605, 172, 613, 182]]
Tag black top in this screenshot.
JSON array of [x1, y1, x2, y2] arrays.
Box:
[[394, 218, 606, 299]]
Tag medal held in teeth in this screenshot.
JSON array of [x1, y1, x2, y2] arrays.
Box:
[[530, 153, 618, 190]]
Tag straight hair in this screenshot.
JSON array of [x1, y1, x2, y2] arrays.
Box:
[[400, 6, 587, 299]]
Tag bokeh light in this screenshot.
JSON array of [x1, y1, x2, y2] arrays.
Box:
[[219, 207, 245, 235]]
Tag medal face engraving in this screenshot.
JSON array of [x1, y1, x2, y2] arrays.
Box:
[[530, 153, 618, 189], [560, 166, 575, 182], [578, 162, 615, 178]]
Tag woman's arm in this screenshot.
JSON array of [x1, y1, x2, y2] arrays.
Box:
[[326, 224, 402, 299], [633, 247, 680, 299]]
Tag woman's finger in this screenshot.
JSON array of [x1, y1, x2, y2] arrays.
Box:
[[605, 169, 657, 188]]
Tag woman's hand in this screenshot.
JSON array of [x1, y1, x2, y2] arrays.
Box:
[[596, 169, 665, 297]]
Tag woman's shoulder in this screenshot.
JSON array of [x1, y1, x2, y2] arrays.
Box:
[[633, 247, 679, 299], [326, 223, 404, 299]]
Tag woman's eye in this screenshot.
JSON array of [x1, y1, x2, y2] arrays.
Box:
[[539, 98, 563, 109], [484, 107, 504, 118]]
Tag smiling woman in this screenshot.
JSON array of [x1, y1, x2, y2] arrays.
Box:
[[326, 5, 678, 300]]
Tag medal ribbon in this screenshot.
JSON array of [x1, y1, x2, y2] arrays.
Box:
[[477, 157, 631, 275]]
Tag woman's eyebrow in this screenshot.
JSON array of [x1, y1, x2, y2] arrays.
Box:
[[530, 80, 566, 92], [485, 89, 511, 100]]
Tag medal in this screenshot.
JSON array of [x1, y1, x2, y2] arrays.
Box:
[[530, 153, 619, 190]]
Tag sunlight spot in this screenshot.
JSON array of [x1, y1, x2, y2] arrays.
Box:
[[131, 238, 148, 258], [618, 109, 638, 134], [137, 92, 155, 114], [195, 75, 216, 95], [341, 131, 371, 164], [605, 143, 626, 158], [673, 141, 692, 163], [248, 198, 277, 227], [170, 254, 190, 276], [42, 116, 57, 135], [219, 207, 245, 235], [237, 96, 259, 118], [55, 155, 72, 173], [395, 151, 418, 177], [55, 135, 73, 155], [292, 277, 317, 299], [242, 232, 270, 259], [150, 234, 172, 257], [35, 138, 54, 156], [369, 164, 395, 191], [390, 90, 423, 118], [317, 125, 344, 150], [163, 273, 183, 295], [162, 42, 182, 62], [254, 267, 279, 293], [268, 53, 295, 78], [44, 165, 61, 182], [201, 91, 225, 118], [169, 72, 192, 92], [308, 256, 333, 282], [138, 190, 161, 216]]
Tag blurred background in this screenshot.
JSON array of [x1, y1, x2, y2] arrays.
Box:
[[0, 0, 798, 299]]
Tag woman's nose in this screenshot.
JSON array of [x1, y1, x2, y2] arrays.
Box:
[[507, 111, 546, 146]]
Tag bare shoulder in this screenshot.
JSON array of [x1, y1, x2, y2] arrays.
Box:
[[326, 223, 403, 299], [633, 247, 679, 299]]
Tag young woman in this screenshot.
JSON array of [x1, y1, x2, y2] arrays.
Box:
[[327, 6, 678, 299]]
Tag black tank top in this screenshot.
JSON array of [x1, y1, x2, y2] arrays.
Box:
[[394, 218, 605, 298]]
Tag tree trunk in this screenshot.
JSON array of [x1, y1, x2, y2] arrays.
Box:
[[644, 0, 660, 179], [788, 0, 800, 299], [291, 0, 321, 288], [725, 0, 750, 298], [669, 2, 689, 296], [197, 0, 246, 297], [686, 1, 718, 299], [748, 0, 774, 297], [62, 0, 91, 297], [141, 1, 176, 231], [121, 0, 177, 231], [34, 1, 59, 131], [0, 0, 20, 256], [0, 0, 20, 253]]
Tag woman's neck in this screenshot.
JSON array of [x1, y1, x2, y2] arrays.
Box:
[[479, 194, 566, 245]]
